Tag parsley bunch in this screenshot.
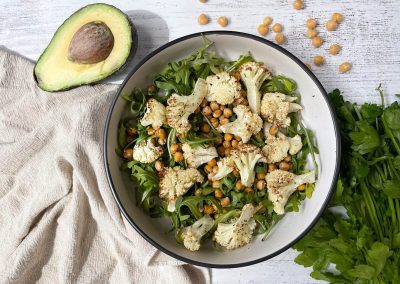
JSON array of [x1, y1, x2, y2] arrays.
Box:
[[293, 87, 400, 283]]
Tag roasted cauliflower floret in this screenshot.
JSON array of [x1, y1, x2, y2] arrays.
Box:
[[213, 204, 260, 249], [166, 78, 207, 134], [182, 143, 218, 168], [239, 62, 271, 114], [140, 98, 166, 129], [181, 215, 214, 251], [266, 170, 316, 214], [132, 139, 163, 163], [260, 92, 302, 128], [262, 133, 291, 163], [211, 157, 235, 180], [205, 72, 242, 105], [231, 144, 267, 187], [159, 167, 204, 212], [218, 105, 263, 143], [288, 135, 303, 155]]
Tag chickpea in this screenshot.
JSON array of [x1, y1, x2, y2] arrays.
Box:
[[235, 180, 244, 191], [284, 155, 292, 162], [297, 184, 306, 191], [326, 20, 338, 31], [220, 118, 230, 125], [231, 140, 239, 148], [244, 187, 254, 193], [155, 128, 166, 139], [232, 169, 240, 177], [272, 23, 283, 33], [215, 137, 223, 145], [256, 180, 266, 190], [204, 204, 214, 214], [306, 18, 317, 29], [202, 106, 212, 116], [275, 33, 286, 45], [223, 108, 233, 118], [195, 188, 203, 196], [292, 0, 304, 10], [268, 163, 277, 173], [126, 126, 137, 136], [173, 151, 184, 162], [269, 125, 279, 136], [204, 164, 212, 173], [263, 16, 273, 26], [155, 160, 164, 171], [224, 133, 234, 141], [198, 14, 209, 25], [329, 44, 341, 55], [158, 138, 166, 145], [213, 189, 224, 198], [147, 84, 157, 93], [279, 161, 292, 171], [170, 143, 180, 153], [211, 118, 219, 128], [312, 36, 324, 48], [224, 148, 232, 156], [306, 28, 318, 39], [208, 158, 217, 167], [221, 197, 231, 207], [217, 146, 225, 156], [331, 12, 343, 23], [201, 123, 211, 133], [210, 101, 219, 111], [208, 172, 216, 180], [257, 24, 269, 36], [313, 55, 324, 66], [213, 180, 222, 189], [199, 0, 207, 2], [123, 148, 133, 160], [223, 140, 231, 148], [217, 16, 229, 27], [257, 172, 266, 180], [339, 62, 352, 73], [213, 109, 223, 118], [147, 127, 155, 136], [212, 165, 219, 174], [200, 99, 208, 108]]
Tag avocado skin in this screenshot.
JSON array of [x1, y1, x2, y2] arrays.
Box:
[[34, 3, 137, 92]]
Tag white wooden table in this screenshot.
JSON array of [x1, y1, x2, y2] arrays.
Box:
[[1, 0, 399, 283]]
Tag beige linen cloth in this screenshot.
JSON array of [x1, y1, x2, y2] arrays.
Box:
[[0, 49, 209, 283]]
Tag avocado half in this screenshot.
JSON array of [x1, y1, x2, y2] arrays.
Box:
[[34, 3, 134, 92]]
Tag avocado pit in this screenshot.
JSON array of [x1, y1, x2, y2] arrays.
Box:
[[68, 21, 114, 64]]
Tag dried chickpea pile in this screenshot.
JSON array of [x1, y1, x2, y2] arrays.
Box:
[[197, 0, 229, 28]]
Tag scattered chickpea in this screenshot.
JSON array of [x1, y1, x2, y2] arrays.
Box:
[[263, 16, 273, 26], [195, 188, 203, 196], [213, 109, 223, 118], [244, 187, 254, 193], [257, 24, 269, 36], [126, 126, 137, 136], [208, 158, 217, 167], [217, 16, 229, 27], [220, 118, 230, 125], [297, 184, 306, 191], [199, 0, 207, 3], [204, 164, 212, 173], [231, 140, 239, 148], [173, 151, 184, 162], [279, 161, 292, 171], [269, 125, 279, 136], [329, 44, 341, 55], [232, 169, 240, 177], [210, 101, 219, 111], [147, 84, 157, 93], [155, 160, 164, 171], [272, 23, 283, 33], [147, 127, 155, 136], [331, 12, 343, 23], [221, 197, 231, 207], [211, 118, 219, 128], [235, 180, 244, 191], [313, 55, 324, 66], [155, 128, 166, 139], [201, 123, 211, 133], [275, 33, 286, 45], [213, 180, 222, 189], [198, 14, 209, 25], [306, 18, 317, 29], [224, 148, 232, 156], [268, 163, 277, 173], [292, 0, 304, 10], [170, 143, 180, 154], [123, 148, 133, 160], [257, 172, 266, 180], [204, 204, 214, 214], [339, 62, 352, 73], [223, 108, 233, 118], [222, 140, 231, 149], [312, 36, 324, 48], [214, 188, 223, 198], [256, 180, 266, 190], [215, 137, 223, 145], [224, 133, 234, 141], [306, 28, 318, 39], [326, 20, 338, 31]]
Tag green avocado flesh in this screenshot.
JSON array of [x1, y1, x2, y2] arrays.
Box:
[[34, 3, 133, 92]]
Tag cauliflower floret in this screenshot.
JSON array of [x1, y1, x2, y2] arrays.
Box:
[[159, 167, 204, 212], [166, 78, 207, 134], [211, 157, 235, 180], [288, 135, 303, 155], [231, 144, 267, 187], [213, 204, 260, 249], [260, 92, 302, 128], [206, 72, 241, 105], [181, 215, 214, 251], [218, 105, 262, 143], [239, 62, 271, 114], [182, 143, 218, 168], [266, 170, 316, 214], [140, 98, 166, 129], [262, 133, 303, 163], [132, 139, 163, 163]]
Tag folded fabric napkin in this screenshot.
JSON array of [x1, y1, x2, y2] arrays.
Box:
[[0, 49, 209, 283]]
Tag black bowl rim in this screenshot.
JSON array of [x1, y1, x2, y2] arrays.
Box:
[[103, 30, 341, 269]]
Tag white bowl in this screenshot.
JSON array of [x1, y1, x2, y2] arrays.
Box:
[[104, 31, 340, 268]]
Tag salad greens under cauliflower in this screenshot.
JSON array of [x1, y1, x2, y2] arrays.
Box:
[[116, 37, 319, 252]]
